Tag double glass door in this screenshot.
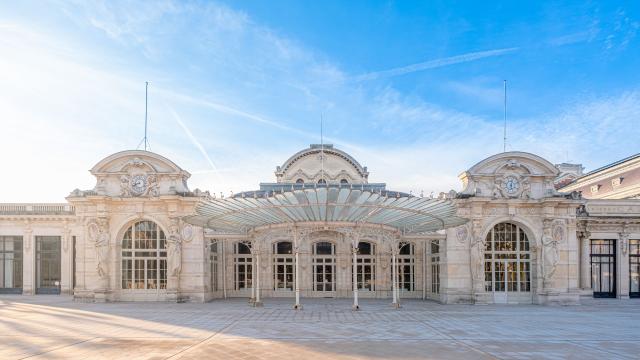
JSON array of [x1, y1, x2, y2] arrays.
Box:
[[0, 236, 23, 294], [488, 260, 518, 303], [313, 257, 335, 292], [591, 239, 616, 298], [36, 236, 61, 294], [630, 239, 640, 298]]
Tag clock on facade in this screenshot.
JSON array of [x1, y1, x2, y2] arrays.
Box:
[[503, 176, 520, 195], [131, 174, 147, 195]]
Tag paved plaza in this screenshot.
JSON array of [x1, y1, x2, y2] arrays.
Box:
[[0, 296, 639, 359]]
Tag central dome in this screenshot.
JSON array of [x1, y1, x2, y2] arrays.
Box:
[[275, 144, 369, 185]]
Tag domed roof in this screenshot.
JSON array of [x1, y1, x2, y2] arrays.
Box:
[[275, 144, 369, 184]]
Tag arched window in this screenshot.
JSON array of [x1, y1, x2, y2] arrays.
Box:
[[395, 242, 415, 291], [234, 242, 252, 290], [356, 241, 375, 291], [340, 179, 349, 184], [273, 241, 293, 291], [296, 178, 304, 184], [317, 178, 327, 184], [485, 223, 531, 292], [121, 220, 167, 290], [313, 242, 335, 292]]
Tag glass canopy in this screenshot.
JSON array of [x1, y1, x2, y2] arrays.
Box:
[[184, 187, 467, 234]]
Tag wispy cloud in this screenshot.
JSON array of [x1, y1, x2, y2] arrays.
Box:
[[352, 47, 519, 81]]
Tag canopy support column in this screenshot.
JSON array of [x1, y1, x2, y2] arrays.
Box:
[[222, 241, 227, 299], [293, 228, 302, 310], [352, 240, 359, 311], [249, 243, 255, 305], [422, 240, 426, 300], [392, 250, 399, 307], [254, 250, 263, 307]]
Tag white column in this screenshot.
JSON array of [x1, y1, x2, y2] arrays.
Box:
[[391, 251, 398, 307], [23, 227, 34, 295], [255, 250, 262, 306], [580, 235, 591, 290], [249, 247, 256, 304], [294, 249, 301, 309], [422, 240, 426, 300], [619, 232, 630, 299], [352, 242, 359, 310], [222, 241, 227, 299], [293, 228, 302, 309]]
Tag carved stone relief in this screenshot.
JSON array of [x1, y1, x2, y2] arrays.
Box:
[[167, 218, 183, 277], [88, 218, 110, 280], [541, 219, 559, 286]]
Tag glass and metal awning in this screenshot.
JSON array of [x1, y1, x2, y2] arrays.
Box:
[[184, 187, 467, 234]]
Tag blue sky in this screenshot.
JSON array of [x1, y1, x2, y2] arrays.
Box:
[[1, 1, 639, 201]]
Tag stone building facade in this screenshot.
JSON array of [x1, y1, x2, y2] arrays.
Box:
[[1, 145, 639, 305]]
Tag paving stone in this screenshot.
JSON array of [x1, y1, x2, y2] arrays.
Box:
[[0, 295, 638, 359]]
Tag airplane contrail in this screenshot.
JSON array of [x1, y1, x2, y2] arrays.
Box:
[[169, 107, 224, 185], [353, 47, 519, 81]]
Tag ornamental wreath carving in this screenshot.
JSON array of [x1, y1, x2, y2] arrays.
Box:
[[456, 225, 469, 244]]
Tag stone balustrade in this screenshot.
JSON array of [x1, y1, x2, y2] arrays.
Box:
[[0, 203, 75, 215]]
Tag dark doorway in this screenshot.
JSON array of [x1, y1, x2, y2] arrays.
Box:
[[0, 236, 23, 294], [36, 236, 61, 294], [630, 239, 639, 298], [591, 239, 616, 298]]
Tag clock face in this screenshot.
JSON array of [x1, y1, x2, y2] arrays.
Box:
[[503, 176, 520, 194], [131, 174, 147, 195]]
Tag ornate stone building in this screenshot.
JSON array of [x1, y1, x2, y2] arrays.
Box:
[[0, 145, 638, 305]]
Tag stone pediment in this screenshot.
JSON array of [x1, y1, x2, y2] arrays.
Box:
[[459, 152, 560, 199], [82, 150, 191, 198]]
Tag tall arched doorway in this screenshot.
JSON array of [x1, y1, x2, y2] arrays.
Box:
[[484, 222, 532, 303], [121, 220, 167, 293]]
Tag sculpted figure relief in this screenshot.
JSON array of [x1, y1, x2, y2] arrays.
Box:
[[542, 219, 559, 284], [89, 219, 110, 279], [119, 175, 131, 197], [469, 220, 486, 287], [147, 174, 159, 197], [520, 179, 531, 199], [167, 220, 183, 277]]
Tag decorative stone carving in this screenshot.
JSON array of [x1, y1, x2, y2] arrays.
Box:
[[542, 219, 558, 285], [552, 223, 565, 244], [456, 225, 469, 244], [469, 219, 485, 287], [147, 174, 159, 197], [520, 180, 531, 199], [181, 224, 194, 242], [89, 218, 110, 279], [619, 226, 629, 255], [119, 175, 131, 197], [167, 219, 182, 277]]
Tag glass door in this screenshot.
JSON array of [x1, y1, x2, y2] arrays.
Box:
[[0, 236, 23, 294], [630, 239, 639, 298], [313, 242, 336, 296], [36, 236, 61, 294], [591, 239, 616, 298], [313, 257, 335, 292]]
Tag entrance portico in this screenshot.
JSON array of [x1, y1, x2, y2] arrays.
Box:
[[185, 186, 467, 309]]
